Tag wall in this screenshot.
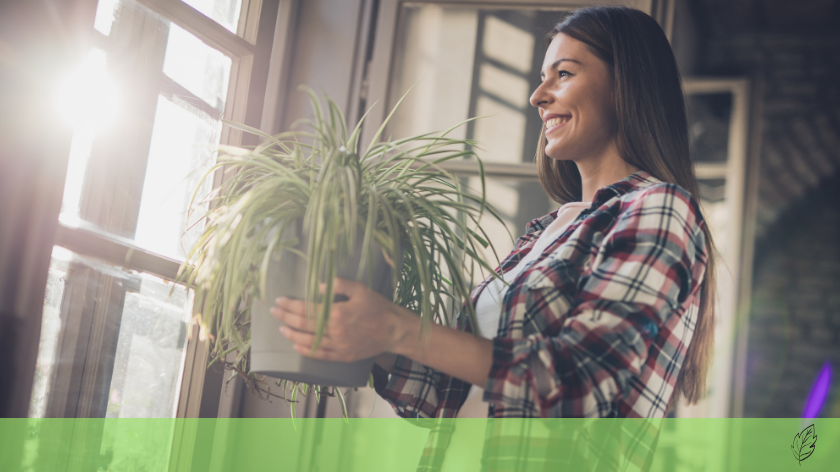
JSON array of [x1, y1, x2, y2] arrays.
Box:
[[699, 32, 840, 236], [696, 26, 840, 417], [743, 176, 840, 417]]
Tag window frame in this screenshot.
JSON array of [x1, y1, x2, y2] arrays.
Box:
[[42, 0, 284, 425], [359, 0, 662, 157]]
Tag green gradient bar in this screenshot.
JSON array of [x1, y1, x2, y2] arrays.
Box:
[[1, 419, 837, 471]]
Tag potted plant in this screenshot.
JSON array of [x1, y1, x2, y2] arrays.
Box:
[[180, 88, 503, 413]]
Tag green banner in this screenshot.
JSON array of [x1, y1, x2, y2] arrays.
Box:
[[1, 418, 836, 471]]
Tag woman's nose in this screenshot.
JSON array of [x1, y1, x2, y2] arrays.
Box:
[[529, 82, 551, 108]]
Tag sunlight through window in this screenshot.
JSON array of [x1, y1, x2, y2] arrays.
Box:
[[56, 49, 119, 221], [56, 49, 119, 131], [93, 0, 119, 36]]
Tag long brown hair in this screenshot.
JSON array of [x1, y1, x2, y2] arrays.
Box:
[[538, 6, 717, 407]]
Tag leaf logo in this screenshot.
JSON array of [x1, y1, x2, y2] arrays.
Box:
[[791, 424, 817, 465]]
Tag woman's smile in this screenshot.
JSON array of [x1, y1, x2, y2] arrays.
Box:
[[544, 114, 571, 133]]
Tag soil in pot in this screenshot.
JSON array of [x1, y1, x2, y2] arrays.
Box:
[[250, 220, 396, 387]]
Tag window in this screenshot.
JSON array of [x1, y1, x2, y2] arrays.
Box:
[[25, 0, 277, 468], [680, 80, 751, 420]]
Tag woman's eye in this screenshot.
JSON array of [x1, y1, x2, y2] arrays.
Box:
[[558, 70, 572, 78]]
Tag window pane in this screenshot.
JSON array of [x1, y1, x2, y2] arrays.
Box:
[[135, 95, 221, 260], [688, 92, 733, 163], [58, 2, 232, 261], [60, 126, 96, 226], [182, 0, 243, 33], [106, 272, 193, 418], [93, 0, 120, 36], [57, 48, 116, 222], [163, 23, 232, 113], [28, 247, 73, 418], [29, 246, 193, 419], [96, 0, 243, 37], [389, 6, 568, 165], [698, 178, 730, 259]]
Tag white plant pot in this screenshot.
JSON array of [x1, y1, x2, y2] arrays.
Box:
[[249, 221, 395, 387]]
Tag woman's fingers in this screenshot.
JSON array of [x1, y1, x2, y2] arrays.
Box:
[[279, 325, 321, 345], [292, 344, 342, 361], [274, 296, 306, 314], [275, 279, 364, 318], [270, 307, 316, 332], [271, 297, 320, 333], [280, 325, 334, 355], [270, 278, 395, 362]]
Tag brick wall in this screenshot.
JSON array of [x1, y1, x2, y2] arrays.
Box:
[[700, 32, 840, 236], [742, 176, 840, 417], [697, 30, 840, 417]]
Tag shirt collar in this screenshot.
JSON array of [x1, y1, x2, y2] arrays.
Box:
[[523, 170, 661, 235], [590, 169, 660, 207]]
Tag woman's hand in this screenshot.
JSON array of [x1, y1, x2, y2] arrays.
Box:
[[270, 278, 409, 362], [272, 277, 494, 387]]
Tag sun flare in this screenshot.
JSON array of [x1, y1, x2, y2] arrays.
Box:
[[55, 49, 119, 131]]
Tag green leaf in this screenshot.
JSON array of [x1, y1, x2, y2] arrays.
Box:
[[791, 424, 817, 465], [290, 385, 298, 431], [336, 388, 349, 424]]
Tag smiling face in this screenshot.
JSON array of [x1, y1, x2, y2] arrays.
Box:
[[530, 33, 619, 163]]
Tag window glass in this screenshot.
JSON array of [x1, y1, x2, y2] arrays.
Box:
[[28, 247, 73, 418], [135, 95, 221, 260], [97, 0, 243, 37], [60, 125, 96, 222], [688, 92, 732, 163], [105, 272, 193, 418], [93, 0, 120, 36], [163, 23, 232, 113], [182, 0, 244, 33], [389, 6, 566, 165], [57, 1, 232, 262], [28, 248, 193, 420], [57, 48, 116, 222], [698, 178, 730, 259]]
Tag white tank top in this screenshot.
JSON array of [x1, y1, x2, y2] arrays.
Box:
[[457, 201, 591, 418], [440, 202, 590, 472]]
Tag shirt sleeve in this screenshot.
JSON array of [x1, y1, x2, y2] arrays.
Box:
[[483, 183, 708, 417], [371, 354, 445, 419], [372, 234, 537, 420]]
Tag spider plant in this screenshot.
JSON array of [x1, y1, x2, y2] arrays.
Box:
[[179, 87, 504, 412]]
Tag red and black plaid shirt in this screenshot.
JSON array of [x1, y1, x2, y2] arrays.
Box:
[[372, 171, 709, 470]]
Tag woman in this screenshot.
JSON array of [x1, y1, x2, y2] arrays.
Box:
[[272, 4, 716, 468]]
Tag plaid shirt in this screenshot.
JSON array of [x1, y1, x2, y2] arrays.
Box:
[[372, 171, 709, 470]]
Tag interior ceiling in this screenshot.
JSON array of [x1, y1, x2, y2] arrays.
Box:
[[694, 0, 840, 34], [693, 0, 840, 237]]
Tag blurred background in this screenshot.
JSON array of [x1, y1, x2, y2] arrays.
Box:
[[1, 0, 838, 468]]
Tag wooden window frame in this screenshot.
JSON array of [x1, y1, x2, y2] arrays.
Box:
[[358, 0, 667, 156], [44, 0, 284, 423], [25, 0, 293, 468], [352, 1, 737, 194]]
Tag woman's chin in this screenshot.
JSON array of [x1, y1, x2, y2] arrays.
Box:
[[545, 148, 578, 163]]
